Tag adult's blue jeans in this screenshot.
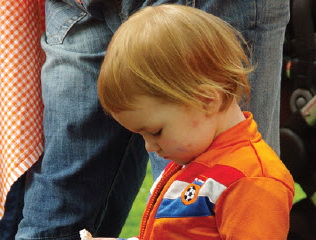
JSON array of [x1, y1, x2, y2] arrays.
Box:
[[0, 175, 25, 240], [14, 1, 149, 239], [5, 0, 288, 239]]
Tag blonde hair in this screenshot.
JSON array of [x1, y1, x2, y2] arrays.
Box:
[[98, 4, 253, 113]]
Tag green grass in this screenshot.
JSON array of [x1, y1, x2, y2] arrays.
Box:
[[120, 163, 311, 238], [120, 162, 153, 238], [293, 183, 307, 203]]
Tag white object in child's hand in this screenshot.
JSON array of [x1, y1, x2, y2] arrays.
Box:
[[80, 229, 93, 240]]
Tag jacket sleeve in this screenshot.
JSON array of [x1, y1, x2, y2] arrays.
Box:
[[215, 177, 294, 240], [118, 237, 139, 240]]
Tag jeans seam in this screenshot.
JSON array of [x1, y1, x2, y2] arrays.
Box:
[[46, 12, 87, 45], [118, 0, 124, 23], [249, 0, 258, 59], [94, 133, 134, 233]]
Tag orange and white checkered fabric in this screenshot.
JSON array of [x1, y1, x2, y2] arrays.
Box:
[[0, 0, 45, 219]]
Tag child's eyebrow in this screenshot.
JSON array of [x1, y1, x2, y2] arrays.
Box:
[[134, 127, 146, 133], [135, 126, 159, 133]]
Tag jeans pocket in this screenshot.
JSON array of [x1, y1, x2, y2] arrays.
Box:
[[45, 0, 86, 45]]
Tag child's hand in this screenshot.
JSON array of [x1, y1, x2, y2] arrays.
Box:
[[80, 229, 117, 240], [93, 238, 117, 240]]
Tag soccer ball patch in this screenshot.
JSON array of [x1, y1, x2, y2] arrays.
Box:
[[184, 186, 196, 201], [181, 183, 201, 205]]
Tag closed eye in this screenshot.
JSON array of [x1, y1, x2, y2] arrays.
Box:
[[152, 129, 162, 136]]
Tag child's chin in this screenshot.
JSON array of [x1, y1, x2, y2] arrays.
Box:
[[172, 157, 193, 166]]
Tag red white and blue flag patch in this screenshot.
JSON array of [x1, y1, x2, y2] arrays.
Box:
[[155, 163, 245, 219]]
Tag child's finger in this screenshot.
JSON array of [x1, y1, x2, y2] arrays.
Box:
[[93, 238, 117, 240]]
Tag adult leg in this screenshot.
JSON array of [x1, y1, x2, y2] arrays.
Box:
[[196, 0, 290, 155], [246, 0, 290, 156], [0, 175, 25, 240], [15, 1, 148, 239]]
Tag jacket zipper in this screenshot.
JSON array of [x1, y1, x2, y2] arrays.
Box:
[[139, 163, 182, 239]]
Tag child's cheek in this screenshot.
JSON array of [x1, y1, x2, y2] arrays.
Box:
[[192, 120, 200, 128], [162, 138, 190, 153]]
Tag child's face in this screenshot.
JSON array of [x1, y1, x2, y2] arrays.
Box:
[[112, 95, 223, 165]]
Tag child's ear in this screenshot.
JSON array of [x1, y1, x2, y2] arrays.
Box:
[[196, 84, 222, 113]]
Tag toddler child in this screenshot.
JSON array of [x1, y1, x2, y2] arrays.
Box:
[[97, 4, 294, 240]]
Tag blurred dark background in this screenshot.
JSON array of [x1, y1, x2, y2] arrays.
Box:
[[281, 0, 316, 239]]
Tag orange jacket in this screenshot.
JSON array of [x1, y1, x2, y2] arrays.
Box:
[[131, 112, 294, 240]]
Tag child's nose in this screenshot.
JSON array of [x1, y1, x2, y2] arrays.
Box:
[[144, 139, 160, 153]]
